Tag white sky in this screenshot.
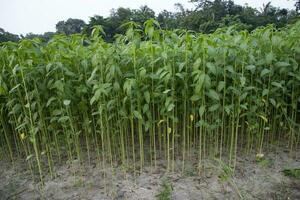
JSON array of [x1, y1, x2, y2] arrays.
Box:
[[0, 0, 296, 35]]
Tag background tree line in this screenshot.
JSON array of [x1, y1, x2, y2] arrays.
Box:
[[1, 0, 300, 43]]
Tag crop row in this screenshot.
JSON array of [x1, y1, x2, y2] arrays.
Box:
[[0, 20, 299, 182]]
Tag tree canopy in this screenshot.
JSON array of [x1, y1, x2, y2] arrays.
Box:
[[1, 0, 299, 43], [0, 28, 19, 42], [56, 18, 86, 35]]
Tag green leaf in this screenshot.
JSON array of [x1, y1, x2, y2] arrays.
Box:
[[52, 109, 62, 116], [90, 95, 97, 105], [58, 116, 70, 123], [245, 65, 256, 73], [275, 62, 290, 67], [209, 104, 220, 112], [199, 106, 205, 117], [144, 91, 150, 103], [163, 89, 171, 94], [139, 67, 147, 77], [193, 58, 201, 70], [9, 84, 21, 94], [240, 104, 248, 110], [195, 73, 205, 93], [204, 74, 211, 88], [133, 111, 143, 120], [240, 93, 248, 101], [46, 97, 56, 107], [258, 114, 268, 123], [190, 95, 201, 101], [271, 82, 283, 88], [167, 103, 175, 112], [240, 76, 246, 87], [265, 52, 274, 64], [179, 62, 185, 72], [63, 100, 71, 106], [26, 154, 33, 161], [260, 69, 270, 77], [225, 105, 231, 115], [46, 63, 52, 72], [0, 86, 7, 95], [272, 36, 281, 46], [207, 46, 216, 56], [269, 98, 276, 107], [217, 81, 225, 92], [206, 62, 216, 75], [113, 82, 120, 91], [207, 89, 220, 101], [145, 26, 154, 38], [282, 168, 300, 178], [262, 89, 269, 97], [54, 80, 64, 91], [143, 104, 149, 113], [175, 73, 184, 80]]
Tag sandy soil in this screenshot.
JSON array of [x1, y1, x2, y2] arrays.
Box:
[[0, 146, 299, 200]]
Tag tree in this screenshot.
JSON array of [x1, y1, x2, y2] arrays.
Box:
[[23, 32, 55, 42], [178, 0, 298, 33], [107, 7, 133, 38], [190, 0, 213, 9], [132, 5, 155, 25], [157, 10, 178, 29], [295, 0, 300, 13], [56, 18, 86, 35], [0, 28, 19, 43], [4, 0, 298, 44], [85, 6, 155, 41], [83, 15, 108, 36]]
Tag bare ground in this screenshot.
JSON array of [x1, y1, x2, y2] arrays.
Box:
[[0, 146, 300, 200]]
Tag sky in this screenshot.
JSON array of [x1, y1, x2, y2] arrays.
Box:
[[0, 0, 296, 35]]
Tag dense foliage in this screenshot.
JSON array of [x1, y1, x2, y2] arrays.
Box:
[[0, 20, 299, 183], [0, 28, 19, 43], [1, 0, 300, 43]]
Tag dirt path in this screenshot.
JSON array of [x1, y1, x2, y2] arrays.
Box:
[[0, 146, 299, 200]]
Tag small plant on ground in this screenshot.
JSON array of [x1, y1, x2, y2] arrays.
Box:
[[218, 161, 234, 182], [282, 168, 300, 179], [156, 179, 173, 200]]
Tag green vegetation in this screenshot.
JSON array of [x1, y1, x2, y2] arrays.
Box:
[[156, 180, 173, 200], [218, 160, 234, 182], [1, 0, 300, 43], [0, 19, 299, 184], [282, 168, 300, 178]]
